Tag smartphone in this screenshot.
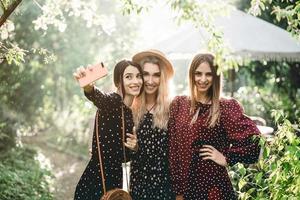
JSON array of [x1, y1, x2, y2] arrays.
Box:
[[77, 62, 108, 88]]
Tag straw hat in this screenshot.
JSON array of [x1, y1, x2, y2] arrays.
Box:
[[132, 49, 174, 79]]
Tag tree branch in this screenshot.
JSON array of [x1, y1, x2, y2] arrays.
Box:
[[0, 0, 22, 28]]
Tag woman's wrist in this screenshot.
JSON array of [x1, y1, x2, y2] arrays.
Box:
[[84, 85, 94, 93]]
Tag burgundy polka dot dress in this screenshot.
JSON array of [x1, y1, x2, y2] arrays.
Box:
[[130, 112, 176, 200], [74, 88, 134, 200], [168, 96, 261, 200]]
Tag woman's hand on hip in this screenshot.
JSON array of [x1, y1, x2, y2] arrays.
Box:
[[199, 145, 227, 167], [124, 126, 138, 151]]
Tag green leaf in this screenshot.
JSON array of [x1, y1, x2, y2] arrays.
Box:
[[238, 178, 247, 190], [255, 172, 263, 184]]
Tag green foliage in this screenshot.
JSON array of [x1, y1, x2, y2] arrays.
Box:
[[168, 0, 244, 72], [235, 61, 300, 124], [4, 42, 26, 65], [0, 122, 15, 152], [0, 0, 139, 153], [120, 0, 243, 72], [0, 105, 17, 152], [120, 0, 151, 14], [0, 147, 54, 200], [249, 0, 300, 40], [272, 1, 300, 39], [0, 0, 11, 11], [229, 111, 300, 199]]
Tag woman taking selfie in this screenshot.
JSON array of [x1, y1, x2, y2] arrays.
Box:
[[73, 60, 143, 200], [168, 53, 261, 200]]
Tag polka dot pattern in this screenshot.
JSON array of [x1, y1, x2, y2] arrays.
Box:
[[168, 96, 261, 200], [130, 112, 176, 200], [74, 88, 134, 200]]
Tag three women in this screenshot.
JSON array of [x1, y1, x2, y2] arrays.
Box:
[[73, 52, 261, 200]]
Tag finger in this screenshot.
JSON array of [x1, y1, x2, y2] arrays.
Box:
[[202, 156, 213, 160], [76, 69, 84, 78], [79, 67, 86, 76], [125, 138, 136, 145], [199, 148, 213, 153], [203, 145, 215, 150], [124, 142, 134, 149], [199, 152, 212, 157], [124, 143, 131, 149], [126, 138, 136, 145], [126, 138, 135, 144], [133, 126, 137, 135], [126, 133, 137, 140], [73, 72, 80, 79], [77, 66, 85, 73], [126, 133, 135, 139]]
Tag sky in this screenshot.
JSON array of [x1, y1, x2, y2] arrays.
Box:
[[133, 2, 179, 50]]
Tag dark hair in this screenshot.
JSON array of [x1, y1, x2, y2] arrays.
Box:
[[113, 59, 144, 98]]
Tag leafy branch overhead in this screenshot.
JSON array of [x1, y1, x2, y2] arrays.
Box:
[[249, 0, 300, 40], [1, 0, 117, 66], [0, 0, 22, 27], [120, 0, 242, 72]]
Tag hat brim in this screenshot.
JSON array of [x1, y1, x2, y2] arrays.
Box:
[[132, 50, 174, 78]]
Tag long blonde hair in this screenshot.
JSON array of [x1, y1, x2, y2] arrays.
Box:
[[132, 57, 170, 130], [189, 53, 222, 127]]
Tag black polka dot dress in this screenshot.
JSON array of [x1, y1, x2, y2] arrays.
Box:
[[168, 96, 261, 200], [130, 112, 176, 200], [74, 88, 134, 200]]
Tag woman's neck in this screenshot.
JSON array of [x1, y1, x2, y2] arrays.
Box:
[[123, 95, 134, 107], [145, 93, 157, 105], [117, 89, 134, 107], [145, 93, 157, 111], [196, 93, 210, 104]]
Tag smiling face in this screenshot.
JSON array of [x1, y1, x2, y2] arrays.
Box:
[[194, 62, 213, 96], [142, 62, 161, 96], [123, 65, 143, 97]]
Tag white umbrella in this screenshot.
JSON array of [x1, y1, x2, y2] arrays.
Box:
[[153, 8, 300, 62]]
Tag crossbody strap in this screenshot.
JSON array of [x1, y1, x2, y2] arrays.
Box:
[[95, 106, 129, 194], [95, 110, 107, 193], [121, 106, 130, 191]]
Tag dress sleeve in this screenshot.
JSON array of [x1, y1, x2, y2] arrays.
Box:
[[168, 96, 184, 195], [84, 86, 112, 109], [221, 99, 261, 166]]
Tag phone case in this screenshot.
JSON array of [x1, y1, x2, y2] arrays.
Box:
[[77, 62, 108, 87]]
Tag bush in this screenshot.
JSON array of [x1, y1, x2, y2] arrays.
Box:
[[229, 111, 300, 199], [0, 107, 17, 152], [0, 121, 16, 153], [0, 147, 54, 200]]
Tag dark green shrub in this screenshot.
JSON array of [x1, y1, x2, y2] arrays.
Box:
[[0, 147, 54, 200]]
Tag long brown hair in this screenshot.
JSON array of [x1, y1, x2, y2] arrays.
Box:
[[189, 53, 222, 127]]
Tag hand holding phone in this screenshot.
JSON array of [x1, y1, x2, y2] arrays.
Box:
[[74, 62, 108, 88]]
